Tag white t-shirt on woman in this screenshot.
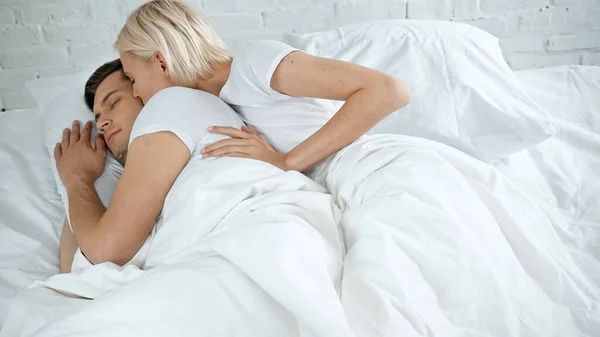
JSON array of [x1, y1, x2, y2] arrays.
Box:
[[219, 40, 340, 185]]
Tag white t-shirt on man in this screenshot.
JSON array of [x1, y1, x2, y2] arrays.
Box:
[[219, 40, 339, 185], [129, 86, 244, 156]]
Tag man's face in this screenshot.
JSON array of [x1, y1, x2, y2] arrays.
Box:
[[93, 71, 144, 161]]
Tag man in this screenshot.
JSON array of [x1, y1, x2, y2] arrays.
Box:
[[56, 58, 251, 271], [56, 59, 342, 276], [59, 59, 141, 273]]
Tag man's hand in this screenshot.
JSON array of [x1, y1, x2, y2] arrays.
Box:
[[54, 121, 107, 189]]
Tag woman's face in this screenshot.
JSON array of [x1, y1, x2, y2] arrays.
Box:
[[119, 52, 174, 105]]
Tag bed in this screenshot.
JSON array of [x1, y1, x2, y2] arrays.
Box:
[[0, 21, 599, 337], [0, 108, 62, 324]]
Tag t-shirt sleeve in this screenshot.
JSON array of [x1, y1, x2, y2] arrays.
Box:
[[129, 88, 201, 154], [234, 40, 299, 96]]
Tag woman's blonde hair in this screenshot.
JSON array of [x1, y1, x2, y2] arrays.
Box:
[[115, 0, 232, 86]]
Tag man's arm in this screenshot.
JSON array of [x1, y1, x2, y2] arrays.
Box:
[[72, 132, 188, 265], [64, 179, 106, 263], [55, 122, 189, 266], [59, 218, 78, 273]]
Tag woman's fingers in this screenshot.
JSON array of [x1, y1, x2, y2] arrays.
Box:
[[203, 126, 267, 158], [202, 138, 254, 155], [204, 145, 251, 158], [208, 126, 253, 139], [225, 152, 250, 159], [241, 125, 259, 136]]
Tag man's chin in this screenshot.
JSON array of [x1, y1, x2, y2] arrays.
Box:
[[109, 148, 127, 162]]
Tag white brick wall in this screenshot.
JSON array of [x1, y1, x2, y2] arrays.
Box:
[[0, 0, 599, 110]]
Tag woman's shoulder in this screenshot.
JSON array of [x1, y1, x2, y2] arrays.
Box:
[[227, 40, 299, 97]]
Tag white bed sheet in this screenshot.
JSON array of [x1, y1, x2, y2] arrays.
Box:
[[496, 66, 600, 278], [0, 109, 63, 328]]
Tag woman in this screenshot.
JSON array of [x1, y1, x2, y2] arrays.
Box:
[[115, 0, 411, 335], [114, 0, 410, 186]]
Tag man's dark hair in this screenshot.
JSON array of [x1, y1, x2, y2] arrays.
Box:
[[84, 58, 123, 111]]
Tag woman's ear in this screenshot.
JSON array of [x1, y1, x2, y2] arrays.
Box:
[[154, 51, 169, 76]]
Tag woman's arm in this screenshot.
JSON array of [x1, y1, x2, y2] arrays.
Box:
[[59, 218, 78, 273], [271, 52, 410, 172], [205, 51, 410, 172]]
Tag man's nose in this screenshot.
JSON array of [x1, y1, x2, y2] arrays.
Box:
[[96, 117, 111, 131]]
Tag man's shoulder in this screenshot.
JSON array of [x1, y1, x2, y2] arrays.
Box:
[[145, 87, 216, 107]]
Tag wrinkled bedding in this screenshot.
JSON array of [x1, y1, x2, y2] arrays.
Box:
[[1, 66, 600, 337], [1, 157, 352, 337], [329, 134, 599, 337], [497, 66, 600, 273], [3, 132, 599, 336]]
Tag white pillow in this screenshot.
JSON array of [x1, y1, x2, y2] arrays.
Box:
[[283, 20, 558, 162], [26, 71, 123, 228]]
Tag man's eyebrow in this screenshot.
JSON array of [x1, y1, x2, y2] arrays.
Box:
[[94, 89, 120, 122], [101, 89, 119, 106]]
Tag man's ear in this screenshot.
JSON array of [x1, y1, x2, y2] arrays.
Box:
[[154, 51, 169, 76]]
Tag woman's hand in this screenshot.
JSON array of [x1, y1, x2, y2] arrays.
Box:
[[202, 126, 290, 171], [54, 121, 107, 189]]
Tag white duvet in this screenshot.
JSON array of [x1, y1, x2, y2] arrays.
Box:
[[3, 132, 599, 337], [330, 135, 599, 336], [1, 157, 352, 337]]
